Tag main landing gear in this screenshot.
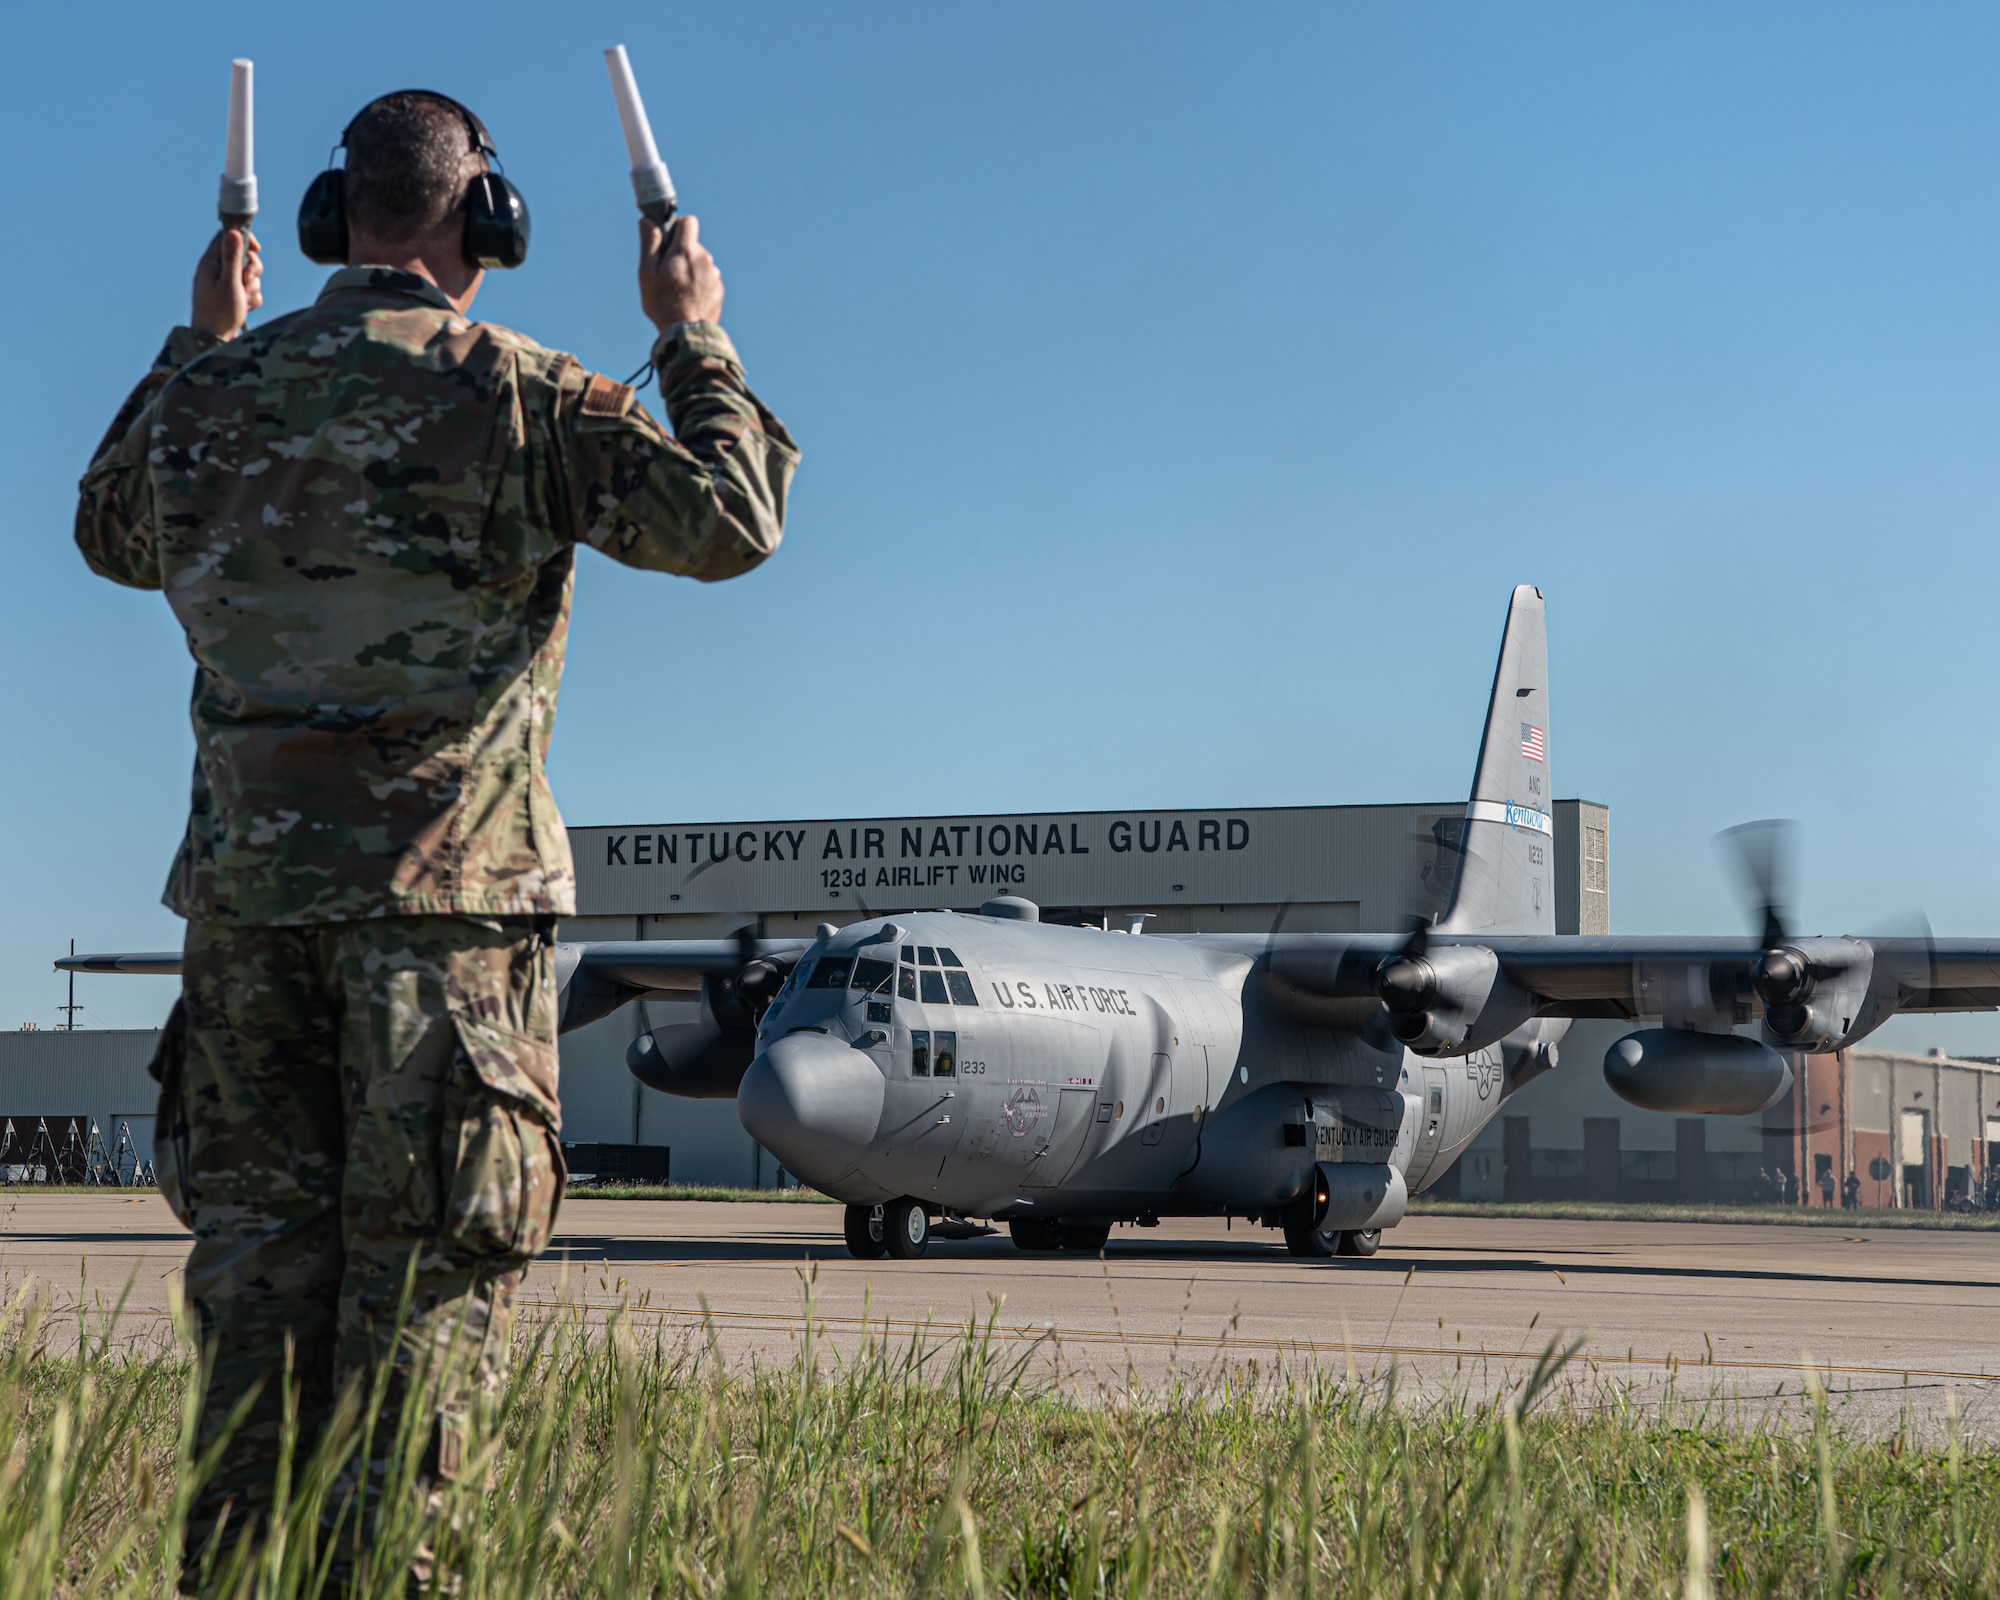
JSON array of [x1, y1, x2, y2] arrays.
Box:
[[844, 1200, 931, 1259], [1280, 1194, 1382, 1258], [1009, 1218, 1112, 1253]]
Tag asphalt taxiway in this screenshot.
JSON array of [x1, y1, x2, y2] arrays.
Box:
[[5, 1194, 1995, 1435]]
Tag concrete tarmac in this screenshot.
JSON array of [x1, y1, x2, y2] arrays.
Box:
[[5, 1193, 1996, 1436]]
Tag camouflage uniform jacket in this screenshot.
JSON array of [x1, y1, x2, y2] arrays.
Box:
[[76, 268, 797, 925]]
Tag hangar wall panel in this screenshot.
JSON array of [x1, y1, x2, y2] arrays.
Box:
[[0, 1029, 161, 1166]]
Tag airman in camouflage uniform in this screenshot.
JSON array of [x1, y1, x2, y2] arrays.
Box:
[[74, 91, 795, 1580]]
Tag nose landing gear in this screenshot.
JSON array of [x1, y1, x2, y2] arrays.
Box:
[[884, 1197, 930, 1258], [843, 1199, 932, 1259], [843, 1204, 887, 1259], [842, 1200, 947, 1259]]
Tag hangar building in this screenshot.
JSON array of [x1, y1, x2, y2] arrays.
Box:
[[12, 796, 1995, 1212], [548, 798, 1610, 1183]]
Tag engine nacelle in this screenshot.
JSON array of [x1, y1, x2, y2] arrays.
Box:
[[627, 1023, 757, 1098], [626, 974, 759, 1098], [1377, 943, 1535, 1056], [555, 942, 643, 1034], [1762, 999, 1851, 1055], [1754, 936, 1881, 1053], [1603, 1028, 1793, 1116]]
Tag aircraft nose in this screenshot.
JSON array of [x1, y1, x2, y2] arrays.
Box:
[[737, 1032, 886, 1188]]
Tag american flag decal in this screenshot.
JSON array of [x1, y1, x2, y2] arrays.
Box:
[[1520, 724, 1545, 762]]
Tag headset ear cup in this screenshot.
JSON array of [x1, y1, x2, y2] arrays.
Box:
[[464, 172, 530, 271], [297, 170, 350, 265]]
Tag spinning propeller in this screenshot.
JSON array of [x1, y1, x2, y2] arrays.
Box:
[[1717, 819, 1936, 1053], [1376, 917, 1442, 1044], [1719, 820, 1816, 1028]]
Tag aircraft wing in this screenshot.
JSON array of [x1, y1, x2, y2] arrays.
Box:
[[56, 941, 811, 984], [556, 938, 814, 1032], [55, 952, 184, 976], [565, 939, 811, 990], [1186, 931, 2000, 1051], [58, 939, 818, 1036], [1480, 935, 2000, 1019]]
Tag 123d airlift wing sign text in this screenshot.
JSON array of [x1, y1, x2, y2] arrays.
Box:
[[581, 816, 1258, 905]]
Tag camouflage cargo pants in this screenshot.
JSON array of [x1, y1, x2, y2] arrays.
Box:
[[154, 915, 565, 1576]]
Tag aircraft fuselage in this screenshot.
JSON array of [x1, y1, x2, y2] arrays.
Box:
[[738, 911, 1525, 1224]]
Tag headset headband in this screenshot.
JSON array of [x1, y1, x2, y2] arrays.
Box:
[[338, 90, 498, 163]]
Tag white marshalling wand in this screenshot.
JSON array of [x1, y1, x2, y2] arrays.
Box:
[[603, 44, 677, 226], [218, 58, 257, 228]]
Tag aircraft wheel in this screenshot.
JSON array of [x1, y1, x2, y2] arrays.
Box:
[[1009, 1217, 1063, 1252], [843, 1204, 886, 1259], [1336, 1228, 1381, 1257], [884, 1198, 930, 1259], [1281, 1207, 1336, 1258], [1059, 1223, 1111, 1253]]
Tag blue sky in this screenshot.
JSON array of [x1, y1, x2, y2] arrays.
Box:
[[6, 4, 2000, 1048]]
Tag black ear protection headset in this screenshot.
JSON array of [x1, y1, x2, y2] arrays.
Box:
[[297, 91, 530, 269]]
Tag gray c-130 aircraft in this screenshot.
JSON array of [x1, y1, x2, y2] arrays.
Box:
[[63, 586, 2000, 1262]]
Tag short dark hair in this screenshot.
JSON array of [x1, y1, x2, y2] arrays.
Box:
[[344, 93, 483, 245]]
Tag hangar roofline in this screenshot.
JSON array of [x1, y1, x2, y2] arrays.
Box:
[[572, 796, 1608, 833]]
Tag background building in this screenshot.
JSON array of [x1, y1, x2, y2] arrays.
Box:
[[0, 1027, 162, 1181], [551, 799, 1610, 1184], [1447, 1035, 2000, 1209], [15, 796, 1993, 1210]]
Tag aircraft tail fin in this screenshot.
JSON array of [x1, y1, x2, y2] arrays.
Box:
[[1436, 585, 1556, 937]]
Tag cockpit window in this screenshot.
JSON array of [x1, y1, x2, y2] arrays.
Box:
[[901, 945, 915, 963], [936, 947, 963, 968], [911, 1029, 931, 1076], [945, 970, 978, 1006], [898, 965, 917, 1000], [784, 959, 814, 994], [850, 957, 894, 994], [916, 946, 938, 967], [919, 970, 950, 1004], [807, 956, 854, 989]]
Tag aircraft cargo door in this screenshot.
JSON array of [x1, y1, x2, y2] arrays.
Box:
[[1023, 1088, 1097, 1188], [1406, 1064, 1449, 1191]]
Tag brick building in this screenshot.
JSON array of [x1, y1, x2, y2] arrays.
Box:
[[1449, 1038, 2000, 1209]]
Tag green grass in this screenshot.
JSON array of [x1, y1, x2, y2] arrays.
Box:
[[9, 1280, 2000, 1597], [1409, 1198, 2000, 1232]]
